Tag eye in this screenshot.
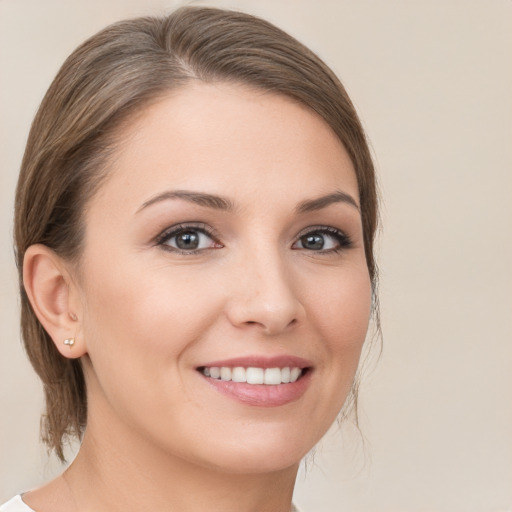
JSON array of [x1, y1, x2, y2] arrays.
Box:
[[293, 227, 352, 253], [157, 224, 221, 253]]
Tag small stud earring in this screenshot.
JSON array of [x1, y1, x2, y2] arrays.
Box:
[[63, 338, 75, 347]]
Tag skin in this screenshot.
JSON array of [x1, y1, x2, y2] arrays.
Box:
[[23, 82, 372, 512]]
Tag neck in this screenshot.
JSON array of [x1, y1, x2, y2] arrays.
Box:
[[63, 415, 298, 512]]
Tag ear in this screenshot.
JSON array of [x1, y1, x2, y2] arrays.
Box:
[[23, 244, 87, 359]]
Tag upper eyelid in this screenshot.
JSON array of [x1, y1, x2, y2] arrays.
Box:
[[295, 225, 348, 238], [157, 222, 215, 239]]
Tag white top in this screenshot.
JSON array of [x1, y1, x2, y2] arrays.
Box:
[[1, 495, 301, 511], [0, 496, 35, 512]]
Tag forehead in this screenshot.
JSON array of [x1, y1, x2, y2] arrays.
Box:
[[90, 82, 358, 214]]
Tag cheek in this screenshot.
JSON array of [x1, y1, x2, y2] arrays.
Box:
[[305, 263, 372, 349], [79, 256, 223, 402], [301, 263, 372, 401], [84, 253, 215, 339]]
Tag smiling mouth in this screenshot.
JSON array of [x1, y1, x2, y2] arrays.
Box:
[[197, 366, 309, 385]]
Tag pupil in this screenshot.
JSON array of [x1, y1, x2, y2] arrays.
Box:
[[176, 231, 199, 250], [302, 234, 324, 250]]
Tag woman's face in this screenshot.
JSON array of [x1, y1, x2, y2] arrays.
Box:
[[76, 83, 372, 473]]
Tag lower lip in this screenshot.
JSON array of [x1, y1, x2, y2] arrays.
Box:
[[200, 370, 312, 407]]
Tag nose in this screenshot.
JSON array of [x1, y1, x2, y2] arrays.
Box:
[[225, 248, 305, 336]]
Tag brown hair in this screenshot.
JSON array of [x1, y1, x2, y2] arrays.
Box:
[[14, 6, 379, 461]]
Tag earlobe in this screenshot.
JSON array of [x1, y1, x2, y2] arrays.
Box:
[[23, 244, 86, 359]]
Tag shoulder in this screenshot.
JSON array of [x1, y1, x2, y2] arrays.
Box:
[[0, 496, 36, 512]]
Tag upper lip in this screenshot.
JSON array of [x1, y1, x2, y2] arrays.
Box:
[[197, 355, 313, 369]]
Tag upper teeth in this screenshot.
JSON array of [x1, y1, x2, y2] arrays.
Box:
[[202, 366, 303, 385]]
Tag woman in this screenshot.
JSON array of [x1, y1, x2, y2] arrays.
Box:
[[2, 6, 378, 512]]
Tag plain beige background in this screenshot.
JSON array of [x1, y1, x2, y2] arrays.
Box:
[[1, 1, 511, 511]]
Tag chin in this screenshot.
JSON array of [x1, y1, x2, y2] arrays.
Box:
[[189, 421, 321, 475], [205, 447, 305, 475]]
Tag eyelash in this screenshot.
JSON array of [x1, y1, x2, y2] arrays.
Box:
[[155, 223, 353, 255], [293, 226, 353, 254], [156, 223, 221, 254]]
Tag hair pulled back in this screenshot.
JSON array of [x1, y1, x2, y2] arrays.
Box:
[[14, 6, 378, 460]]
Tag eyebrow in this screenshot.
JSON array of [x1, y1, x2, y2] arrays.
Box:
[[137, 190, 234, 213], [137, 189, 359, 215], [296, 191, 360, 213]]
